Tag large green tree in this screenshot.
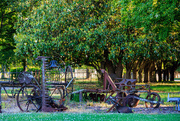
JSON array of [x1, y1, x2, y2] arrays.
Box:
[[14, 0, 126, 82], [14, 0, 180, 83], [0, 0, 41, 72], [118, 0, 180, 82]]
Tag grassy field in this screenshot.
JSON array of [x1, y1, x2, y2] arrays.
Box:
[[0, 113, 180, 121]]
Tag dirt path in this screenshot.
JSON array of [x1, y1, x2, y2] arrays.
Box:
[[1, 98, 179, 114]]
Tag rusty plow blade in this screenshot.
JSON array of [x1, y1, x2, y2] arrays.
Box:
[[109, 96, 133, 113]]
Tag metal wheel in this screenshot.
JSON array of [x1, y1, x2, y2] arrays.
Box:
[[65, 66, 73, 83], [48, 87, 65, 108], [65, 66, 74, 98], [17, 85, 42, 112], [145, 92, 161, 108], [123, 94, 140, 107]]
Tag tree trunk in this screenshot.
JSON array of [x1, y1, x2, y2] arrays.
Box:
[[163, 69, 168, 82], [1, 65, 4, 78], [138, 69, 142, 83], [157, 61, 162, 82], [116, 61, 123, 78], [170, 69, 174, 81], [163, 60, 168, 82], [169, 61, 179, 82], [144, 68, 148, 83], [132, 61, 138, 79], [167, 69, 169, 82], [126, 62, 132, 79], [22, 58, 26, 71], [150, 62, 156, 82], [144, 62, 150, 83], [133, 68, 137, 79]]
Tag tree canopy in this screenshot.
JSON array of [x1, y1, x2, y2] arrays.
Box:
[[14, 0, 180, 82]]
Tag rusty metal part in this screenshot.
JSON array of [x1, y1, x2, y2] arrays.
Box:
[[100, 69, 163, 113], [116, 106, 133, 113], [16, 85, 42, 112], [145, 92, 161, 108], [18, 72, 34, 84], [123, 94, 140, 107], [36, 56, 68, 112], [115, 92, 127, 106], [88, 93, 105, 102]]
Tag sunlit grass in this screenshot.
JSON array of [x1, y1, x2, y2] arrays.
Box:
[[0, 113, 179, 121]]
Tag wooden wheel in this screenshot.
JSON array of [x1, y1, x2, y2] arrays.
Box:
[[17, 85, 42, 112], [145, 92, 161, 108]]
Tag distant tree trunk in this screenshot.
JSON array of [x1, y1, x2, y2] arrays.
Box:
[[169, 61, 179, 82], [133, 68, 137, 79], [138, 69, 142, 83], [138, 61, 146, 83], [167, 69, 169, 82], [1, 65, 4, 78], [132, 61, 138, 79], [126, 62, 132, 79], [170, 69, 174, 81], [144, 61, 150, 83], [116, 61, 123, 78], [157, 61, 162, 82], [163, 69, 168, 82], [163, 60, 168, 82], [22, 58, 26, 71], [150, 62, 156, 82]]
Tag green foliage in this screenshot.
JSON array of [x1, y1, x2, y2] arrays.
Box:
[[176, 67, 180, 72], [14, 0, 180, 82], [10, 67, 40, 72], [0, 0, 17, 64], [10, 67, 23, 72]]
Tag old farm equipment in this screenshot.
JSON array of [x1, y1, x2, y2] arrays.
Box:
[[100, 69, 163, 113], [0, 56, 74, 112], [79, 69, 163, 113]]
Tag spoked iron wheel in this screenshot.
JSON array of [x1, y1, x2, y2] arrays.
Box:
[[124, 94, 140, 107], [17, 85, 42, 112], [48, 87, 64, 108], [145, 92, 161, 108]]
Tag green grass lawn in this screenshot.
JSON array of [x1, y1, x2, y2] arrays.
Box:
[[150, 85, 180, 92], [0, 113, 180, 121]]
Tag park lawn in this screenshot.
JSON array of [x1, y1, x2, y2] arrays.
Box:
[[150, 85, 180, 92], [0, 113, 180, 121]]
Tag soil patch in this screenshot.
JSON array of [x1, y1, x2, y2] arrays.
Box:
[[1, 98, 179, 114]]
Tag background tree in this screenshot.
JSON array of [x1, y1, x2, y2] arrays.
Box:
[[14, 0, 180, 83]]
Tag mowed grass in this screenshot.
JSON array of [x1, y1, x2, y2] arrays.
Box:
[[0, 113, 180, 121], [150, 85, 180, 92]]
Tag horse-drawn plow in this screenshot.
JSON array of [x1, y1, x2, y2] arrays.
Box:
[[75, 69, 163, 113], [0, 57, 164, 113]]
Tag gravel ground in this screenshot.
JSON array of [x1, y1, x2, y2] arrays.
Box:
[[1, 98, 180, 114]]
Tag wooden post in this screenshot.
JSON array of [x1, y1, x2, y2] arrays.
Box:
[[0, 84, 2, 113], [79, 91, 82, 102], [41, 57, 46, 111]]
